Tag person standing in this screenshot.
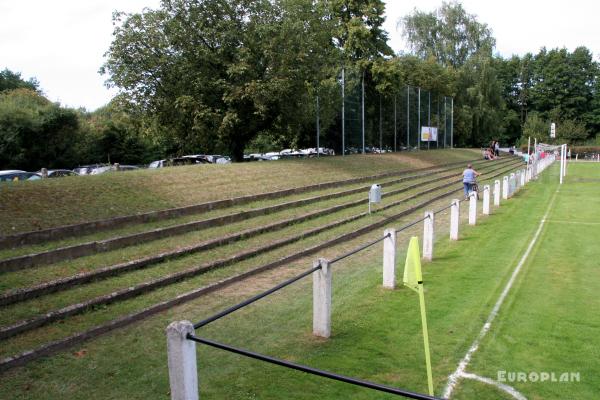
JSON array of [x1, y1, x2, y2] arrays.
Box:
[[494, 141, 500, 156], [463, 163, 481, 199]]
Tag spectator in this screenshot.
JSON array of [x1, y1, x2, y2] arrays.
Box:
[[494, 141, 500, 156], [463, 163, 481, 199]]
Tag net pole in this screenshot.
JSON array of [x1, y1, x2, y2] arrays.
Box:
[[394, 95, 397, 152], [316, 95, 320, 158], [362, 70, 365, 154], [418, 87, 421, 151], [342, 67, 345, 156], [407, 86, 410, 150]]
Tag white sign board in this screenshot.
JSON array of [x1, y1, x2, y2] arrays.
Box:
[[421, 126, 438, 142], [550, 122, 556, 138]]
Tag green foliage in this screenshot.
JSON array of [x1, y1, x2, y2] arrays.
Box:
[[101, 0, 353, 160], [522, 112, 588, 145], [0, 89, 80, 170], [400, 1, 495, 68], [0, 69, 39, 93]]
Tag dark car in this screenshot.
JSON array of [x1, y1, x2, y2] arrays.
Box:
[[41, 169, 79, 178]]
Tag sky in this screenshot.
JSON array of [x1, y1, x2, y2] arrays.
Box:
[[1, 0, 598, 111]]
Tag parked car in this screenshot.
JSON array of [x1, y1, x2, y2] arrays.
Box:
[[0, 170, 40, 182], [149, 160, 165, 169], [40, 169, 79, 178], [73, 164, 106, 175], [90, 164, 140, 175]]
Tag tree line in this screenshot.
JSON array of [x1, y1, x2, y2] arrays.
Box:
[[2, 1, 598, 170]]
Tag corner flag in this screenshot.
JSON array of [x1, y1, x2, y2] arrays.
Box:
[[403, 236, 423, 292], [403, 236, 434, 396]]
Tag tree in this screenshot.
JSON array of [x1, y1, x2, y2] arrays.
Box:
[[102, 0, 343, 161], [529, 47, 597, 134], [328, 0, 393, 66], [400, 1, 495, 68], [0, 89, 79, 170], [0, 69, 39, 93], [453, 55, 508, 146]]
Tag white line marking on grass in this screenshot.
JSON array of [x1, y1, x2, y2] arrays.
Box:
[[546, 220, 600, 226], [442, 189, 560, 399], [461, 373, 527, 400]]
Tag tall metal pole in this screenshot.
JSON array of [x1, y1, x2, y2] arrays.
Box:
[[444, 97, 447, 148], [427, 91, 430, 150], [394, 95, 397, 152], [450, 97, 454, 148], [407, 86, 410, 150], [417, 87, 421, 150], [379, 94, 382, 153], [341, 67, 345, 157], [436, 95, 440, 149], [361, 70, 365, 154], [316, 95, 320, 158]]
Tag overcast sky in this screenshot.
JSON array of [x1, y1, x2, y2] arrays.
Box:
[[1, 0, 598, 111]]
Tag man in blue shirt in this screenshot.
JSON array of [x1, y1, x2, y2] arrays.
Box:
[[463, 163, 481, 199]]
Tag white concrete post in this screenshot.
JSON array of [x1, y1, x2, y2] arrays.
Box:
[[450, 199, 460, 241], [560, 144, 565, 184], [383, 229, 396, 289], [422, 211, 434, 261], [167, 321, 199, 400], [493, 180, 500, 206], [313, 258, 331, 338], [520, 169, 525, 187], [502, 176, 509, 200], [483, 185, 490, 215], [510, 173, 516, 197], [469, 192, 477, 225]]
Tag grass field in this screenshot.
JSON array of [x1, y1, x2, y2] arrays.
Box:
[[1, 155, 596, 400], [0, 150, 479, 234]]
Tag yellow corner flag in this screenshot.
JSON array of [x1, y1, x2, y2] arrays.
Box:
[[403, 236, 434, 396], [403, 236, 423, 293]]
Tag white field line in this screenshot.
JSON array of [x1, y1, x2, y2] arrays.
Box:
[[545, 220, 600, 226], [461, 373, 527, 400], [442, 189, 560, 399]]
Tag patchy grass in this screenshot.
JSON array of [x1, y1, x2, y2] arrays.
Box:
[[0, 150, 480, 234], [1, 160, 587, 400]]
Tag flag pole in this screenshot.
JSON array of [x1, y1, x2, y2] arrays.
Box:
[[418, 282, 434, 396], [403, 237, 434, 396]]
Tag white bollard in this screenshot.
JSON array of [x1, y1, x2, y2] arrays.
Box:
[[502, 176, 509, 200], [509, 173, 516, 197], [494, 180, 500, 206], [313, 258, 331, 338], [483, 185, 490, 215], [422, 211, 434, 261], [469, 192, 477, 225], [167, 321, 199, 400], [383, 229, 396, 289], [450, 199, 460, 241], [520, 169, 525, 187]]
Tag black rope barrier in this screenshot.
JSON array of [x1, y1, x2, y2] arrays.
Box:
[[393, 215, 429, 235], [432, 202, 454, 215], [187, 335, 444, 400], [329, 232, 391, 265], [193, 264, 322, 329]]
